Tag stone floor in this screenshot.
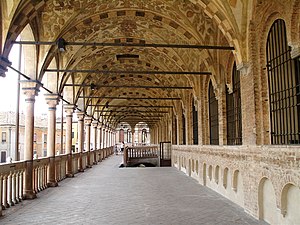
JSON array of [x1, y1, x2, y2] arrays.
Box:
[[0, 155, 266, 225]]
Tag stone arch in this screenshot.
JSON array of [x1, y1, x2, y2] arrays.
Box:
[[258, 177, 278, 224], [195, 160, 199, 175], [223, 167, 229, 189], [281, 183, 300, 223]]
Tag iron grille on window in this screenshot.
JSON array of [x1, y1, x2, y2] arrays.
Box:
[[267, 19, 300, 144], [226, 62, 242, 145], [182, 112, 186, 145], [192, 101, 199, 145], [209, 82, 219, 145]]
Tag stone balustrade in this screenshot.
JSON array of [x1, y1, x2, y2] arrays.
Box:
[[0, 146, 114, 216]]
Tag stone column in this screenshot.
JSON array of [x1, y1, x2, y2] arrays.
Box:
[[77, 112, 85, 172], [45, 94, 60, 187], [84, 117, 92, 168], [102, 128, 106, 148], [64, 104, 74, 177], [92, 121, 98, 164], [20, 80, 41, 199], [97, 124, 102, 150]]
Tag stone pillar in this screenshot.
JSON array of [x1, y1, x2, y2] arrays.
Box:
[[97, 124, 102, 149], [77, 112, 85, 172], [64, 105, 74, 177], [84, 117, 92, 168], [92, 121, 98, 164], [103, 128, 106, 148], [45, 94, 60, 187], [132, 132, 135, 146], [20, 80, 40, 199], [238, 63, 256, 145]]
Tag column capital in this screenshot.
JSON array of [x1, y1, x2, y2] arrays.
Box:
[[45, 94, 60, 109], [291, 46, 300, 59], [20, 80, 42, 100], [0, 56, 11, 77], [64, 104, 75, 116], [84, 116, 93, 125], [237, 61, 250, 76], [92, 121, 98, 128], [76, 111, 85, 121]]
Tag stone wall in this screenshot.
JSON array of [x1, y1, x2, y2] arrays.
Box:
[[172, 145, 300, 224]]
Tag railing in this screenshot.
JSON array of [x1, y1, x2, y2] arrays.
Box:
[[124, 145, 159, 166], [0, 146, 114, 216]]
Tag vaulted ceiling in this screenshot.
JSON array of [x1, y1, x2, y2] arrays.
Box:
[[1, 0, 250, 128]]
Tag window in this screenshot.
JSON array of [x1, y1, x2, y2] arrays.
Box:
[[226, 62, 242, 145], [266, 19, 300, 144], [192, 101, 198, 145], [182, 112, 186, 145], [209, 82, 219, 145], [72, 132, 74, 139], [1, 151, 6, 163], [43, 134, 47, 143], [34, 133, 37, 142], [2, 132, 6, 142]]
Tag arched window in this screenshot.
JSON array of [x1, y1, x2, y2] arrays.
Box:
[[209, 81, 219, 145], [226, 62, 242, 145], [192, 100, 198, 145], [266, 19, 300, 144], [182, 112, 186, 145]]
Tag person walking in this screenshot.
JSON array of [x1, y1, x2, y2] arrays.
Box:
[[120, 142, 124, 153]]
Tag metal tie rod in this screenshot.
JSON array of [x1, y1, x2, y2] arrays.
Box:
[[80, 96, 180, 100], [46, 69, 211, 75], [13, 40, 234, 50]]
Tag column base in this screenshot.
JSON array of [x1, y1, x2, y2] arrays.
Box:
[[47, 182, 58, 187], [78, 168, 84, 172], [66, 173, 74, 178], [87, 165, 93, 168], [23, 192, 37, 200], [93, 162, 98, 165]]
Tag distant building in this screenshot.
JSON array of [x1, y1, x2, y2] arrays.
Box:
[[0, 111, 66, 162]]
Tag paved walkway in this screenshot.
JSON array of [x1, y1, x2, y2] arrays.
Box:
[[0, 155, 266, 225]]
